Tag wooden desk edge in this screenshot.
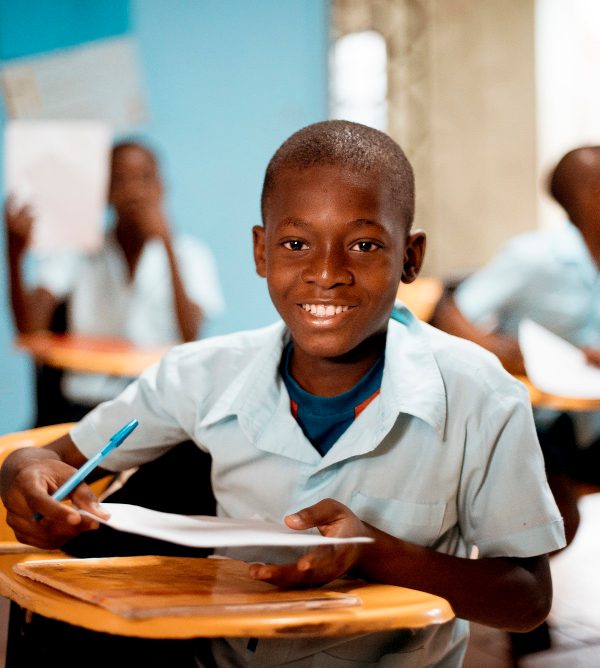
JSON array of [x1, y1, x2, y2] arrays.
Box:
[[0, 554, 454, 638], [515, 375, 600, 411], [15, 334, 169, 376]]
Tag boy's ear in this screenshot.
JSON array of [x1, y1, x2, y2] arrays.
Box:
[[401, 230, 426, 284], [252, 225, 267, 278]]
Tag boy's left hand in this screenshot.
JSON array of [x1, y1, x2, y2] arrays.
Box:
[[248, 498, 372, 588]]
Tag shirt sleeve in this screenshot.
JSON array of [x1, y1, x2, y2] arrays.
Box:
[[33, 249, 80, 299], [174, 236, 225, 320], [454, 238, 535, 325], [70, 347, 202, 471], [460, 378, 566, 558]]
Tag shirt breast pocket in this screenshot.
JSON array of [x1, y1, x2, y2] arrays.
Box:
[[350, 491, 447, 546]]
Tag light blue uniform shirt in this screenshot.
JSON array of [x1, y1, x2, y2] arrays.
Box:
[[456, 222, 600, 444], [72, 310, 564, 667]]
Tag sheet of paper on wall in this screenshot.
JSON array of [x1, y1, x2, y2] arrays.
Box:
[[80, 503, 374, 548], [0, 36, 147, 131], [518, 319, 600, 398], [4, 120, 112, 252]]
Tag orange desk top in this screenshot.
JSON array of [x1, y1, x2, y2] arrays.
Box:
[[16, 333, 170, 377], [515, 375, 600, 412], [0, 553, 454, 639]]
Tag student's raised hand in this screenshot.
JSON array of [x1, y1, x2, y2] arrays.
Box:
[[248, 498, 373, 588], [4, 197, 34, 256], [131, 202, 172, 243], [1, 458, 107, 550]]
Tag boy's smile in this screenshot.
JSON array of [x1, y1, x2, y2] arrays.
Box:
[[254, 165, 425, 393]]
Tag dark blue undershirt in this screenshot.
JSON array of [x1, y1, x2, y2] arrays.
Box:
[[280, 342, 385, 456]]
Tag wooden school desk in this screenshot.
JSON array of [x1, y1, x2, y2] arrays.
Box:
[[15, 332, 170, 377], [515, 375, 600, 412], [0, 552, 454, 639], [396, 277, 443, 323]]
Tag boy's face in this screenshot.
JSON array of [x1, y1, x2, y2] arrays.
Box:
[[108, 146, 162, 217], [254, 165, 425, 361]]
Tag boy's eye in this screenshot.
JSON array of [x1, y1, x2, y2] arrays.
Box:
[[351, 241, 380, 252], [283, 240, 307, 251]]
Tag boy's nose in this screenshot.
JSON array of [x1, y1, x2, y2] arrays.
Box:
[[302, 247, 353, 288]]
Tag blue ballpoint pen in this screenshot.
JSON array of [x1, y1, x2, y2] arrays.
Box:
[[34, 418, 139, 520]]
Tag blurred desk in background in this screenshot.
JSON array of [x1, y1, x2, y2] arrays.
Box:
[[15, 333, 170, 377], [396, 277, 443, 323], [516, 375, 600, 412]]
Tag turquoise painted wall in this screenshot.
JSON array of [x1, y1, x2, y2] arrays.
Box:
[[0, 0, 329, 432]]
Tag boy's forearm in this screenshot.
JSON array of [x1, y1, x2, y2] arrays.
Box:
[[7, 243, 58, 334], [162, 237, 203, 341], [355, 527, 551, 631], [7, 241, 31, 333], [433, 295, 525, 374]]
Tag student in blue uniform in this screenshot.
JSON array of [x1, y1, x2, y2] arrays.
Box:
[[5, 140, 224, 424], [432, 145, 600, 549], [1, 121, 564, 667]]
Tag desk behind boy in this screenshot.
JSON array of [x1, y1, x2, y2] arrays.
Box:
[[1, 121, 564, 667]]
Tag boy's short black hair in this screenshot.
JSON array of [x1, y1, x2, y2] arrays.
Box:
[[261, 120, 415, 229]]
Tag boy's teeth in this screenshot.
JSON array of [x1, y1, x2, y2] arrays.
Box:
[[302, 304, 349, 316]]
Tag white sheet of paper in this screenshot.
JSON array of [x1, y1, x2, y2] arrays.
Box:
[[4, 120, 112, 252], [518, 319, 600, 398], [81, 503, 374, 548]]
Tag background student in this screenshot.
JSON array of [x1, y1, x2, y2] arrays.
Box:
[[5, 140, 224, 425], [431, 145, 600, 549], [1, 121, 564, 667]]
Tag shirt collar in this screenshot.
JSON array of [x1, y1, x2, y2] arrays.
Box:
[[198, 311, 447, 461], [198, 321, 289, 427], [383, 305, 447, 439]]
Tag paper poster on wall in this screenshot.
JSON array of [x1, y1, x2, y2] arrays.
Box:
[[4, 120, 112, 252], [0, 36, 146, 131]]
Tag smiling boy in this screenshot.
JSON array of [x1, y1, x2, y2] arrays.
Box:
[[1, 121, 565, 666]]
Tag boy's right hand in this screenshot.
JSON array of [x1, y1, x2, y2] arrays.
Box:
[[2, 458, 106, 550], [4, 197, 34, 256]]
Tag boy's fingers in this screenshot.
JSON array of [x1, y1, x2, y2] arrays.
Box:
[[249, 545, 348, 588], [28, 491, 82, 525], [297, 545, 337, 571], [286, 498, 348, 530], [9, 511, 97, 550], [249, 562, 327, 588], [70, 485, 110, 519]]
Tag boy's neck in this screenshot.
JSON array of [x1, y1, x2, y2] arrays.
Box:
[[288, 333, 387, 397], [114, 223, 146, 278]]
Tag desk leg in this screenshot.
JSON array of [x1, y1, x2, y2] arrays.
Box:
[[5, 602, 27, 668]]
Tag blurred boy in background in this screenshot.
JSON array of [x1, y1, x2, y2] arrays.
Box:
[[5, 140, 224, 424], [432, 146, 600, 550]]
